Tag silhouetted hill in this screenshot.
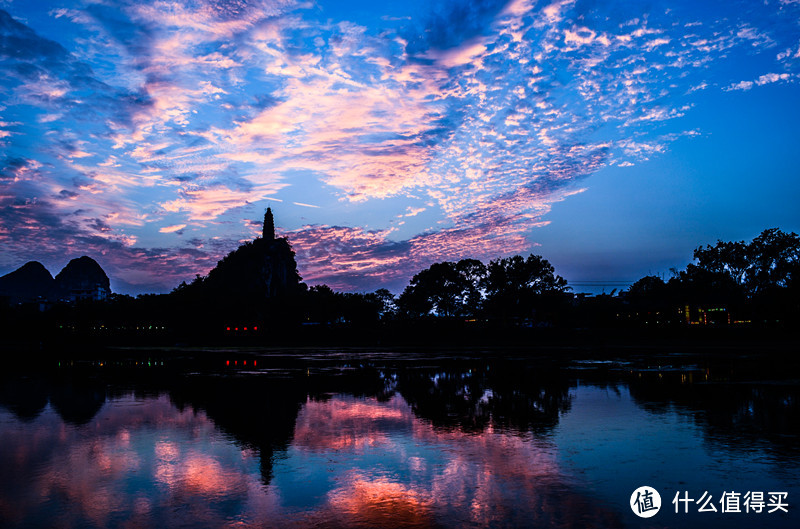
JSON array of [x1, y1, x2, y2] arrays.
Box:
[[164, 208, 306, 329], [0, 261, 54, 303], [52, 256, 111, 303], [205, 236, 303, 298], [206, 208, 302, 298]]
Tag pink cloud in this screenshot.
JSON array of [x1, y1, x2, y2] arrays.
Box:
[[160, 184, 284, 221], [159, 224, 187, 234]]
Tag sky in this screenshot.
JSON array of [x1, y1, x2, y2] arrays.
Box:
[[1, 0, 799, 295]]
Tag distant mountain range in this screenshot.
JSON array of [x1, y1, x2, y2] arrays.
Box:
[[1, 209, 303, 308], [0, 256, 111, 304]]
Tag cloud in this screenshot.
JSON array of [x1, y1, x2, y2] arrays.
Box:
[[401, 207, 426, 218], [2, 0, 800, 293], [726, 72, 793, 91], [160, 184, 284, 221], [159, 224, 187, 234]]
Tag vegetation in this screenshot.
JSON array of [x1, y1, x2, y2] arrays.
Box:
[[1, 228, 798, 347], [625, 228, 800, 325]]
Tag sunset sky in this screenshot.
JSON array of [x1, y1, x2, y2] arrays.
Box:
[[1, 0, 799, 294]]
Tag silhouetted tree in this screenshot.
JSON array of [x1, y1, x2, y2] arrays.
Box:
[[483, 254, 568, 321], [628, 276, 667, 299], [370, 288, 396, 320], [668, 264, 742, 305], [302, 286, 386, 325], [456, 259, 487, 316], [396, 259, 486, 318], [748, 228, 800, 293], [305, 285, 338, 323], [693, 240, 750, 285], [692, 228, 800, 295], [623, 228, 800, 326]]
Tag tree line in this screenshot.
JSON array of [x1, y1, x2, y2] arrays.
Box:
[[2, 228, 798, 347], [625, 227, 800, 325], [305, 227, 799, 328]]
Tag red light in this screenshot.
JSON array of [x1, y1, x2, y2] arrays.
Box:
[[244, 360, 247, 366], [226, 327, 230, 331], [254, 360, 257, 366], [254, 326, 258, 331], [226, 360, 230, 366], [235, 360, 237, 365], [235, 327, 238, 331], [244, 327, 248, 331]]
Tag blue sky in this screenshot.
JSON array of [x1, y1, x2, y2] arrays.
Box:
[[1, 0, 799, 294]]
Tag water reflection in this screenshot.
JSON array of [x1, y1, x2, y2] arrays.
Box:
[[395, 362, 571, 434], [0, 353, 798, 528], [627, 371, 800, 460], [0, 374, 107, 425], [286, 394, 620, 528], [0, 375, 49, 421], [0, 395, 253, 528], [168, 375, 306, 484]]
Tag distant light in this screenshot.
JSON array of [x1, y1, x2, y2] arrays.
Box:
[[254, 326, 258, 331], [244, 327, 248, 331], [244, 360, 247, 366], [254, 360, 257, 367], [226, 360, 230, 366], [227, 327, 231, 331]]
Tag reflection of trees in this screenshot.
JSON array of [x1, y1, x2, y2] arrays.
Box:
[[168, 375, 307, 485], [165, 365, 391, 486], [396, 361, 572, 435], [0, 373, 106, 425], [0, 364, 626, 529], [0, 376, 49, 421], [628, 372, 800, 458], [48, 377, 107, 426]]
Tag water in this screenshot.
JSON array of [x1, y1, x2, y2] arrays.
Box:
[[0, 350, 798, 528]]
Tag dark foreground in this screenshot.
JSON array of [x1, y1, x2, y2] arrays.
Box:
[[0, 347, 798, 528]]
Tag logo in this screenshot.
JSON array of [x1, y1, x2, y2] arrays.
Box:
[[631, 486, 661, 518]]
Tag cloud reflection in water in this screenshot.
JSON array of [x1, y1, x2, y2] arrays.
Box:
[[0, 390, 621, 528], [278, 394, 619, 528]]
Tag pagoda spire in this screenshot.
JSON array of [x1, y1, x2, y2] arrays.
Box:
[[263, 207, 275, 240]]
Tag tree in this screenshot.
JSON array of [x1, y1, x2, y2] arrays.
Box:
[[627, 276, 667, 299], [667, 263, 742, 306], [692, 228, 800, 295], [369, 288, 396, 320], [455, 259, 487, 317], [483, 254, 568, 321], [693, 240, 750, 286], [628, 228, 800, 326], [305, 285, 338, 323], [748, 228, 800, 293], [397, 259, 487, 318]]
